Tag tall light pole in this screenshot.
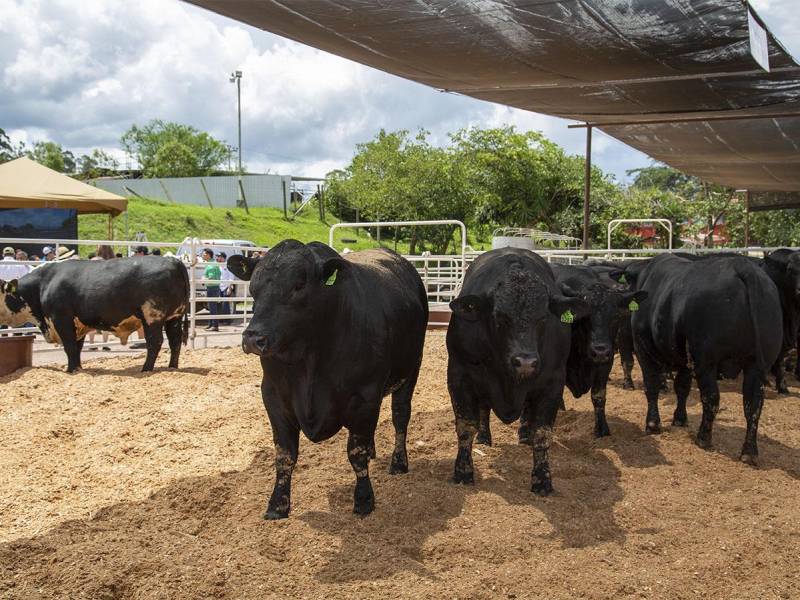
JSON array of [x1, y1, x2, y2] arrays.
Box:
[[229, 70, 247, 211], [229, 70, 242, 174]]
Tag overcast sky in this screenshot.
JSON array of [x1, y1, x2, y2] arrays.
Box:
[[1, 0, 797, 182]]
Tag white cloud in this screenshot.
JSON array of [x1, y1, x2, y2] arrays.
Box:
[[0, 0, 796, 183]]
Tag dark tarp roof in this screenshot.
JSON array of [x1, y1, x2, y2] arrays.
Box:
[[187, 0, 800, 208]]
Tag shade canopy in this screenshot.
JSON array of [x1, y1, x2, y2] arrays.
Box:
[[0, 157, 127, 216], [187, 0, 800, 208]]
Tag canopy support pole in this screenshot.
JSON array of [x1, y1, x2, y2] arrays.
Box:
[[582, 125, 592, 250], [107, 214, 113, 240], [744, 190, 751, 247]]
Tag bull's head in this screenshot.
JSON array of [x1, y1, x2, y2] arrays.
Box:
[[450, 262, 590, 381], [765, 249, 800, 300], [560, 282, 647, 364], [228, 241, 345, 362], [0, 279, 34, 327]]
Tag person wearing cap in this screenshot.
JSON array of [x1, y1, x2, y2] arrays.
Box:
[[0, 247, 30, 280], [42, 246, 56, 261], [202, 248, 221, 332]]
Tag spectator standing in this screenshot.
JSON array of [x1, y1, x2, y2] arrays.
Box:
[[0, 247, 30, 280], [217, 251, 233, 320], [202, 248, 221, 332], [88, 248, 112, 351], [42, 246, 56, 261]]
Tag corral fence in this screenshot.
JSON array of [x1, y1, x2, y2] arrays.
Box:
[[0, 231, 791, 355]]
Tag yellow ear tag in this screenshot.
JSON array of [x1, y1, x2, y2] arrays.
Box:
[[325, 269, 337, 286], [560, 309, 575, 324], [628, 299, 639, 312]]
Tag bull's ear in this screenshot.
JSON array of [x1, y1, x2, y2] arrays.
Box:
[[620, 290, 648, 312], [5, 279, 18, 295], [227, 255, 259, 281], [549, 294, 591, 323], [321, 257, 348, 286], [450, 294, 486, 322], [607, 269, 628, 284]]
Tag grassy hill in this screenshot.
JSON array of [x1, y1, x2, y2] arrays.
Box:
[[78, 198, 423, 254]]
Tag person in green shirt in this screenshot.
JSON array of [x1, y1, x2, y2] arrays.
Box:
[[202, 248, 221, 331]]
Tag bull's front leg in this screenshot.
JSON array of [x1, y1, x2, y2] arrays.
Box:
[[346, 393, 381, 516], [528, 396, 559, 496], [262, 386, 300, 520], [448, 369, 478, 484]]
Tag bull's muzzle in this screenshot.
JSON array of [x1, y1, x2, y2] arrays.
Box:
[[589, 343, 613, 364], [511, 353, 539, 379], [242, 331, 268, 356]]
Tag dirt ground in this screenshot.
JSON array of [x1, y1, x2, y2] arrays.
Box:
[[1, 331, 799, 599]]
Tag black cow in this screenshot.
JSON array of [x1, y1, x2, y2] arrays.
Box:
[[0, 256, 189, 373], [550, 264, 646, 437], [447, 248, 589, 495], [587, 261, 639, 390], [615, 254, 781, 464], [759, 249, 800, 393], [228, 240, 427, 519]]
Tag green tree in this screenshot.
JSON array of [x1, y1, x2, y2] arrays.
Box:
[[27, 141, 72, 172], [120, 120, 228, 178], [77, 149, 120, 179], [0, 128, 18, 163]]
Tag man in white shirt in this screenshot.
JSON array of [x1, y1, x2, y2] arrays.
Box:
[[217, 251, 234, 320], [0, 247, 30, 281]]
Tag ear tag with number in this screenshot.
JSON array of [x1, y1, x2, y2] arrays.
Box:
[[560, 309, 575, 324], [325, 269, 337, 286], [628, 299, 639, 312]]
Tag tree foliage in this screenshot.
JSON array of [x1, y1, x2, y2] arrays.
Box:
[[121, 120, 228, 178]]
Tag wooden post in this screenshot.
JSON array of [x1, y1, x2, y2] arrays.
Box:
[[582, 125, 592, 250], [744, 190, 751, 247], [107, 214, 113, 240], [282, 180, 288, 220]]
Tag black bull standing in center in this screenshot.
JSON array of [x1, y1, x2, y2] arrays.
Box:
[[446, 248, 590, 495], [228, 241, 428, 519]]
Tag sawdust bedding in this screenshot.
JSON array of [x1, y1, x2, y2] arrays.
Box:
[[1, 331, 798, 599]]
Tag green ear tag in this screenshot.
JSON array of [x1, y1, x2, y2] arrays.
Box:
[[619, 274, 627, 284], [628, 299, 639, 312], [325, 269, 337, 286], [560, 309, 575, 324]]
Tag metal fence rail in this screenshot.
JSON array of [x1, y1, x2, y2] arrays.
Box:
[[0, 232, 794, 356]]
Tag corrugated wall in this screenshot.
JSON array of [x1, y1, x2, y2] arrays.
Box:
[[91, 175, 290, 209]]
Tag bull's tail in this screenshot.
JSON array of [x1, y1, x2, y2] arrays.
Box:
[[735, 260, 773, 383], [179, 260, 191, 345], [181, 311, 189, 345]]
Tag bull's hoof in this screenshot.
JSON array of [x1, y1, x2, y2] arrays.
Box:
[[531, 479, 553, 496], [141, 366, 154, 373], [264, 508, 289, 520], [622, 380, 635, 391], [695, 435, 713, 450], [475, 432, 492, 446], [672, 416, 689, 427], [452, 470, 474, 485], [645, 421, 661, 434], [740, 453, 758, 467], [388, 452, 408, 475], [353, 495, 375, 516], [594, 425, 611, 438]]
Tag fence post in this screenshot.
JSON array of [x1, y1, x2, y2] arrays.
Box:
[[189, 237, 197, 349]]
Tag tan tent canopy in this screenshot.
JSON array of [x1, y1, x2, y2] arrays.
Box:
[[0, 157, 127, 216]]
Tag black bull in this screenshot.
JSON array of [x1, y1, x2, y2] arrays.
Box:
[[615, 254, 781, 464], [0, 256, 189, 373], [228, 241, 428, 519], [446, 248, 590, 496]]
